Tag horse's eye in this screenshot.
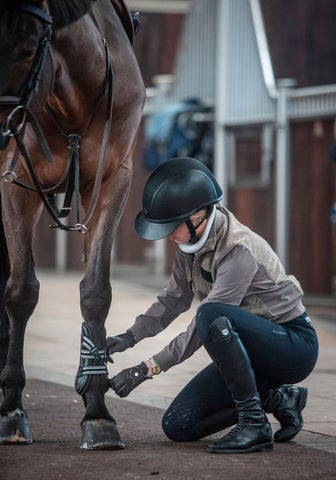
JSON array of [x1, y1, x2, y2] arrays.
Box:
[[17, 48, 36, 60], [13, 36, 38, 62]]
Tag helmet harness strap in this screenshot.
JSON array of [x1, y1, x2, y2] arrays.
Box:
[[185, 206, 212, 244]]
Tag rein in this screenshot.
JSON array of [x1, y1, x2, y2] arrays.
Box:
[[0, 4, 114, 233]]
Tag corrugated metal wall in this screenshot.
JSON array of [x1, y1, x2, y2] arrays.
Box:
[[223, 0, 275, 124], [289, 86, 336, 120], [169, 0, 217, 103], [169, 0, 336, 124], [170, 0, 276, 124]]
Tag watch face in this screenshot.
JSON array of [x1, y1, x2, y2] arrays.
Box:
[[153, 366, 161, 374]]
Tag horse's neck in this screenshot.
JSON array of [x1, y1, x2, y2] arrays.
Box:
[[47, 18, 107, 132]]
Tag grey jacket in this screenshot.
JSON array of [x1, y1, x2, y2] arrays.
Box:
[[129, 207, 305, 371]]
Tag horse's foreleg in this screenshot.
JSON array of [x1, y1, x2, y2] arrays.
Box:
[[0, 189, 41, 444], [0, 194, 9, 375], [76, 166, 132, 450]]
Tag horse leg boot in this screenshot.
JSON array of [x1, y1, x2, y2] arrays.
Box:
[[262, 385, 308, 442], [204, 317, 273, 454]]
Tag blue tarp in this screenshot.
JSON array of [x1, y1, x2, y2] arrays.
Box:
[[143, 99, 214, 171]]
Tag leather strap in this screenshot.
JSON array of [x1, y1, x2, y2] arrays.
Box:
[[20, 3, 53, 24]]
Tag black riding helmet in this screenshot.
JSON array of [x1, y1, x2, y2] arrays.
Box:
[[135, 157, 223, 241]]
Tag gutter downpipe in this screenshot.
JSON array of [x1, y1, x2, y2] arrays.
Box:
[[249, 0, 278, 100], [250, 0, 295, 269], [214, 0, 230, 207], [275, 79, 296, 270]]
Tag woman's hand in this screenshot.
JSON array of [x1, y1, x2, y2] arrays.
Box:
[[109, 362, 152, 398], [106, 330, 136, 354]]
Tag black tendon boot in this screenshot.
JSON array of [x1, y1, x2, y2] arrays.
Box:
[[262, 385, 308, 442], [204, 317, 273, 454]]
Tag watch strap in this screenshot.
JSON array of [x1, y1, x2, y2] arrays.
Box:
[[148, 357, 161, 375]]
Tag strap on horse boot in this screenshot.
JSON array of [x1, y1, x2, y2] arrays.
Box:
[[262, 384, 308, 442], [204, 316, 273, 454], [75, 322, 109, 396]]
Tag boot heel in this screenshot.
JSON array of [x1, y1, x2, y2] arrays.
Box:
[[259, 442, 274, 452], [298, 387, 308, 410]]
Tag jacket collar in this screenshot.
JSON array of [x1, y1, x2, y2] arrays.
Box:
[[188, 206, 229, 256]]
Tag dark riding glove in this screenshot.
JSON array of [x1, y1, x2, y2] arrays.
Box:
[[109, 362, 152, 398], [106, 330, 136, 355]]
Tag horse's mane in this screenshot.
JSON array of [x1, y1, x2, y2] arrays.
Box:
[[0, 0, 97, 43]]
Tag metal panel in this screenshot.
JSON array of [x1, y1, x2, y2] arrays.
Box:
[[168, 0, 217, 103], [289, 85, 336, 120], [151, 0, 336, 124], [127, 1, 191, 14], [169, 0, 276, 124], [249, 0, 277, 99], [223, 0, 275, 124]]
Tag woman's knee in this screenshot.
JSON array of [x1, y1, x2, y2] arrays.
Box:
[[162, 406, 201, 442], [162, 412, 185, 442], [196, 302, 233, 342]]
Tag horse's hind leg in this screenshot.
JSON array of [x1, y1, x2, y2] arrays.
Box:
[[0, 194, 9, 375], [76, 166, 132, 450], [0, 188, 41, 444]]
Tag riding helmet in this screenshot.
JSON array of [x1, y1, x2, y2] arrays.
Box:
[[135, 157, 223, 240]]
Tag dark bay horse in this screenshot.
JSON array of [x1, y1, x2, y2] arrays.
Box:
[[0, 0, 145, 448]]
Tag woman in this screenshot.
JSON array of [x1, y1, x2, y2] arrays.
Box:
[[107, 157, 318, 454]]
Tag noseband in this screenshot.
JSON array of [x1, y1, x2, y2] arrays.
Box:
[[0, 3, 114, 233]]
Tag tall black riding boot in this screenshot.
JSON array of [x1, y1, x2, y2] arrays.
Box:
[[204, 316, 273, 454], [262, 385, 308, 442]]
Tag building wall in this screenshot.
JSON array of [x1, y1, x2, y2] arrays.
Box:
[[261, 0, 336, 87], [261, 0, 336, 294], [290, 119, 336, 294]]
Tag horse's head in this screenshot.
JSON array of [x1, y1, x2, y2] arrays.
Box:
[[0, 1, 54, 144]]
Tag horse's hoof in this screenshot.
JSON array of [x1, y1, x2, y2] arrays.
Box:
[[0, 413, 32, 444], [80, 419, 125, 450]]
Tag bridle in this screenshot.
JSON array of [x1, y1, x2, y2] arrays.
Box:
[[0, 3, 114, 233], [0, 3, 54, 153]]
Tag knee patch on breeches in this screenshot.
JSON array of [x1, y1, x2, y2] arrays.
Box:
[[204, 316, 237, 344], [162, 399, 205, 442], [207, 316, 235, 344], [196, 302, 237, 341]]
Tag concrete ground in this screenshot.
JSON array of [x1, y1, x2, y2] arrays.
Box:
[[1, 268, 336, 479]]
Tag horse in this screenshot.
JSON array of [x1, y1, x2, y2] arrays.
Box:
[[0, 0, 145, 449]]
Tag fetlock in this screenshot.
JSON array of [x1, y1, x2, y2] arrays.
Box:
[[263, 385, 308, 442]]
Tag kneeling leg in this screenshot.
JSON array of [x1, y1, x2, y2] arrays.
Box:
[[162, 363, 237, 442], [200, 316, 273, 454]]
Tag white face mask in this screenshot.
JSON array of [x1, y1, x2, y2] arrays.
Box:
[[179, 206, 216, 253]]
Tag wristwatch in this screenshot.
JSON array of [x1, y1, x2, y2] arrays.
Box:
[[148, 357, 161, 375]]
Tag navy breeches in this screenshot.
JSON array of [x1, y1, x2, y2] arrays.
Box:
[[162, 303, 318, 442]]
